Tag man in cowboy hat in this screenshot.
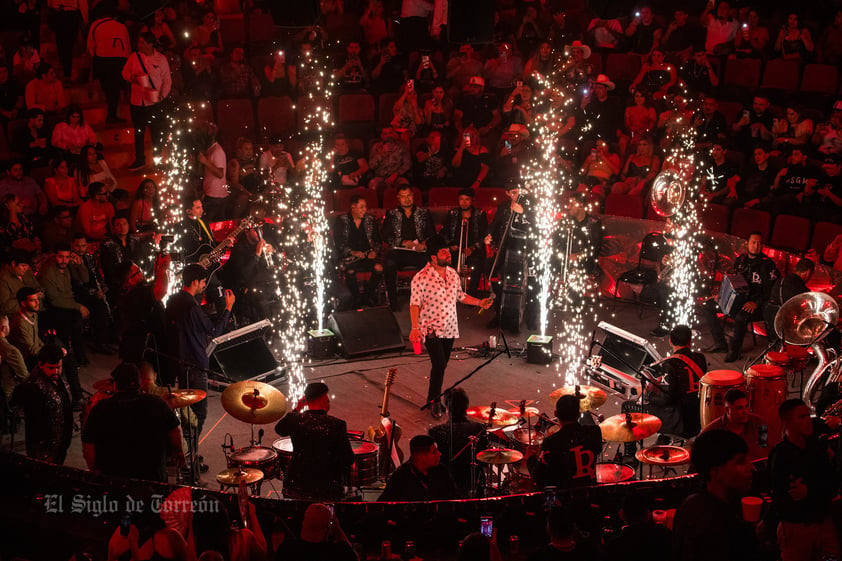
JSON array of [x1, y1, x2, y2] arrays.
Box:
[[582, 74, 623, 143], [454, 75, 501, 137]]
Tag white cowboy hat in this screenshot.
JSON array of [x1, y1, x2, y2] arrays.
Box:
[[593, 74, 615, 90], [565, 40, 592, 60]]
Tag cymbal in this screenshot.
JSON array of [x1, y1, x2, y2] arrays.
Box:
[[635, 445, 690, 466], [549, 385, 608, 412], [513, 427, 544, 446], [600, 413, 662, 442], [221, 381, 287, 425], [507, 406, 541, 418], [163, 389, 207, 409], [92, 379, 114, 392], [466, 406, 519, 428], [216, 467, 264, 485], [476, 448, 524, 465]]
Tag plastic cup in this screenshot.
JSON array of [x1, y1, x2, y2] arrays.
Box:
[[652, 510, 667, 525], [741, 496, 763, 522], [413, 339, 422, 354]]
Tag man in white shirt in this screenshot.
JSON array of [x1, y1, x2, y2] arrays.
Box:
[[122, 32, 172, 171], [47, 0, 88, 79], [702, 0, 738, 54], [199, 124, 228, 223], [87, 4, 130, 123]]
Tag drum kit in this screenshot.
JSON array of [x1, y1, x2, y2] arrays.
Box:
[[462, 387, 691, 496]]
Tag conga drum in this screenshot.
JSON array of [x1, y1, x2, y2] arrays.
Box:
[[699, 370, 746, 428], [745, 364, 787, 443], [785, 345, 810, 372], [765, 351, 790, 370]]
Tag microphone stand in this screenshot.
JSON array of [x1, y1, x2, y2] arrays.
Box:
[[420, 349, 507, 412]]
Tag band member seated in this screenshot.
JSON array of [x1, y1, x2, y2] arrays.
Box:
[[378, 434, 459, 501], [622, 325, 706, 459], [701, 231, 780, 362], [528, 394, 602, 488], [82, 362, 184, 482], [274, 382, 355, 501], [484, 179, 536, 331], [428, 387, 488, 495], [441, 187, 487, 297], [219, 222, 275, 322], [560, 192, 603, 278], [333, 194, 383, 308], [763, 258, 814, 347], [701, 388, 776, 461], [381, 184, 435, 311]]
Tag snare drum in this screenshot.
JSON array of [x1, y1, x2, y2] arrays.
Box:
[[746, 364, 787, 444], [699, 370, 746, 428], [228, 446, 280, 480], [272, 437, 293, 474], [349, 440, 379, 487], [765, 351, 790, 369], [595, 463, 635, 484]]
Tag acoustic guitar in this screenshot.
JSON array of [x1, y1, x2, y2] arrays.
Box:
[[365, 368, 403, 477], [184, 216, 259, 278]]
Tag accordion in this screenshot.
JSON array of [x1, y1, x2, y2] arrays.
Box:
[[718, 274, 749, 316]]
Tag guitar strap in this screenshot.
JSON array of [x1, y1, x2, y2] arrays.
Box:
[[381, 416, 401, 468], [197, 218, 213, 242]]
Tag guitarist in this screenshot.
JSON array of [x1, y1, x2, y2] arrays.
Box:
[[180, 198, 230, 311]]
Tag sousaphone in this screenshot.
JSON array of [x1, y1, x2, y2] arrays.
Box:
[[649, 172, 686, 218]]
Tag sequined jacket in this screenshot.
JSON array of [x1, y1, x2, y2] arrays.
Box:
[[381, 206, 435, 247], [11, 368, 73, 462], [333, 212, 381, 258], [441, 207, 488, 251]]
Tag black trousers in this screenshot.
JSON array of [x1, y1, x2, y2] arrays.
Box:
[[384, 249, 429, 302], [130, 103, 167, 164], [701, 298, 764, 352], [93, 56, 127, 118], [341, 258, 383, 304], [425, 335, 455, 405], [48, 9, 82, 77]]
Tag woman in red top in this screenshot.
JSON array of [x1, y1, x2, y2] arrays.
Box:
[[44, 157, 83, 211], [129, 178, 159, 233]]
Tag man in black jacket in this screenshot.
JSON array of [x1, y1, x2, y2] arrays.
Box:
[[428, 387, 487, 495], [333, 194, 382, 307], [220, 226, 275, 322], [381, 185, 435, 311], [441, 188, 487, 297], [763, 258, 814, 347], [378, 434, 458, 501], [529, 394, 602, 488], [769, 400, 840, 561], [275, 382, 355, 501], [701, 231, 780, 362], [179, 198, 228, 312]]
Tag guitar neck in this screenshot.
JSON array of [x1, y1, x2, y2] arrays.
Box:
[[206, 224, 247, 263]]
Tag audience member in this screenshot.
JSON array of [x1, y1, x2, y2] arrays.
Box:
[[24, 62, 66, 112], [13, 107, 51, 167], [273, 503, 358, 561], [368, 125, 411, 192], [379, 434, 458, 501], [75, 182, 115, 241], [39, 243, 90, 370], [775, 12, 814, 60], [218, 47, 261, 98], [0, 313, 28, 403], [75, 145, 117, 197], [701, 388, 775, 460], [51, 105, 97, 157]]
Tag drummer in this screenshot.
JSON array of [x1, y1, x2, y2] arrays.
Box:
[[622, 325, 706, 460], [428, 388, 488, 495], [763, 258, 814, 348], [274, 382, 355, 501], [528, 395, 602, 488], [81, 362, 185, 483], [378, 435, 459, 501], [700, 389, 776, 461]]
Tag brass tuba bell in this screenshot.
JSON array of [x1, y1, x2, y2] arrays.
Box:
[[774, 291, 839, 346]]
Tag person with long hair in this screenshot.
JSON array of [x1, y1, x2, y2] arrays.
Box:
[[262, 50, 293, 97], [391, 80, 423, 137], [51, 104, 96, 157], [44, 157, 83, 211], [775, 12, 814, 60], [189, 493, 267, 561], [772, 104, 814, 148], [424, 84, 452, 132], [620, 89, 658, 159], [75, 144, 117, 198], [612, 136, 661, 196], [0, 194, 39, 253], [629, 49, 676, 100], [129, 179, 159, 233]]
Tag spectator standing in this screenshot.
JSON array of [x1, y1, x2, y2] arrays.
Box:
[[122, 32, 172, 172], [452, 126, 490, 189], [660, 8, 699, 58], [47, 0, 87, 78], [87, 4, 130, 123], [198, 124, 228, 223], [483, 43, 522, 98], [769, 400, 840, 561], [218, 47, 261, 98], [582, 74, 623, 143], [399, 0, 434, 53], [702, 0, 738, 55], [446, 44, 483, 95], [262, 51, 293, 97], [129, 178, 158, 232], [371, 39, 406, 93], [625, 6, 661, 55], [775, 12, 814, 60]]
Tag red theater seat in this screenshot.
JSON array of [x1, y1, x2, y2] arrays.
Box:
[[769, 214, 810, 254], [427, 187, 462, 208], [604, 194, 643, 219], [730, 208, 770, 241], [333, 188, 378, 213]]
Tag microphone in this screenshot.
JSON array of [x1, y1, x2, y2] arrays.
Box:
[[487, 402, 497, 428], [258, 428, 264, 445]]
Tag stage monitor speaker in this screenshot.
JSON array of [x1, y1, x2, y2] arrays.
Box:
[[327, 307, 405, 357], [448, 0, 496, 44], [207, 319, 284, 385]]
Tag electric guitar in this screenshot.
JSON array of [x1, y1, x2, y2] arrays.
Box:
[[365, 368, 404, 476], [186, 216, 259, 277]]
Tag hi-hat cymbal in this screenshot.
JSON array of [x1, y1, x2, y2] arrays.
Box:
[[600, 413, 662, 442], [507, 406, 541, 418], [221, 381, 287, 424], [163, 389, 207, 409], [635, 445, 690, 466], [92, 379, 114, 392], [549, 385, 608, 412], [216, 467, 264, 485], [466, 406, 519, 428], [476, 448, 524, 465]]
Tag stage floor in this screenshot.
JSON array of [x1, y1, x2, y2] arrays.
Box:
[[9, 295, 806, 496]]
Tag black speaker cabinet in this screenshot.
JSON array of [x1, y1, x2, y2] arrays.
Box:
[[327, 307, 405, 357], [206, 319, 284, 385], [448, 0, 496, 44]]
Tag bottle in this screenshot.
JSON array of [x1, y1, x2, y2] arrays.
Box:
[[381, 540, 391, 560], [509, 535, 519, 558], [402, 540, 415, 560]]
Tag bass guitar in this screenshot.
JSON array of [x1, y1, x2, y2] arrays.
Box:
[[364, 368, 403, 477], [186, 216, 259, 278]]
